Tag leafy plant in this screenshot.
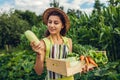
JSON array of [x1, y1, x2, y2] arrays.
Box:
[[0, 49, 46, 80]]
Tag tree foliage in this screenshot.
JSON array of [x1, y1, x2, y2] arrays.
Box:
[[67, 0, 120, 61], [14, 10, 41, 26], [0, 12, 30, 49], [0, 0, 120, 79], [0, 0, 119, 60]]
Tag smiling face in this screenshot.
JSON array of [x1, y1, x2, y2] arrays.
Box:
[[44, 11, 67, 37], [47, 15, 64, 35]]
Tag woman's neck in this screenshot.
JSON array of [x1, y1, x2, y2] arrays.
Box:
[[49, 34, 63, 44]]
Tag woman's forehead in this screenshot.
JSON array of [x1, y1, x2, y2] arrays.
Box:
[[48, 15, 61, 21]]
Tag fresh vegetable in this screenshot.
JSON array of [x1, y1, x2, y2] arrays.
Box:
[[87, 56, 98, 67], [85, 57, 90, 71], [79, 55, 98, 69], [88, 50, 108, 64], [63, 57, 79, 67], [66, 52, 80, 67], [80, 55, 85, 61], [24, 30, 40, 45], [85, 57, 89, 65]]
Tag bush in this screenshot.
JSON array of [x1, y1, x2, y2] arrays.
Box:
[[0, 49, 46, 80]]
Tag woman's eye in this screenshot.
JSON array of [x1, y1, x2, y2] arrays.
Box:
[[54, 22, 58, 25], [48, 21, 52, 24]]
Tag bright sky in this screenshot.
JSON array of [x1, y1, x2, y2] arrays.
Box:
[[0, 0, 108, 15]]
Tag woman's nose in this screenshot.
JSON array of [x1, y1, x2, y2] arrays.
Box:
[[50, 22, 54, 28]]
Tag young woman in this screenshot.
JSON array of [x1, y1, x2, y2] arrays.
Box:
[[31, 8, 74, 80]]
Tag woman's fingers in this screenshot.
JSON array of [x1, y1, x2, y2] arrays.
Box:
[[30, 41, 35, 47], [35, 42, 41, 49], [82, 67, 87, 73], [89, 68, 94, 71], [81, 64, 94, 73], [30, 41, 41, 48], [30, 41, 42, 53]]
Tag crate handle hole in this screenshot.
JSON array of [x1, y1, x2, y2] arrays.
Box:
[[52, 63, 57, 66]]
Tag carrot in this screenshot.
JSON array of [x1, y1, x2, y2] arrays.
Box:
[[87, 56, 98, 67], [85, 57, 89, 71], [80, 55, 85, 61], [85, 57, 89, 65]]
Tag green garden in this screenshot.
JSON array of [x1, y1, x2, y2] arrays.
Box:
[[0, 0, 120, 80]]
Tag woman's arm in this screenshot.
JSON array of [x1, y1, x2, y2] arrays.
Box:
[[34, 53, 45, 75], [31, 40, 46, 75]]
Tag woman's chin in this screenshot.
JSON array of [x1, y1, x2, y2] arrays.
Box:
[[50, 32, 57, 35]]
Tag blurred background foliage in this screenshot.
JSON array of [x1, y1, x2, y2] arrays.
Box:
[[0, 0, 120, 80]]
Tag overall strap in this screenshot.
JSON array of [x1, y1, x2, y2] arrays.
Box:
[[42, 38, 51, 58], [62, 36, 70, 49]]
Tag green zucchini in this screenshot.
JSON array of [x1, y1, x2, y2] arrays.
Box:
[[24, 30, 39, 45]]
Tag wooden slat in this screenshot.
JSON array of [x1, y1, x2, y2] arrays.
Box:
[[66, 60, 85, 76], [46, 51, 107, 76], [46, 58, 70, 76], [46, 58, 96, 76]]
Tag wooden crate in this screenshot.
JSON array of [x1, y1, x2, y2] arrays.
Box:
[[46, 58, 95, 76]]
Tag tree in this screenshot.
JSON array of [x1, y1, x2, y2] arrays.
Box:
[[0, 12, 30, 51], [50, 0, 64, 10], [14, 10, 39, 26], [108, 0, 120, 6], [93, 0, 104, 14]]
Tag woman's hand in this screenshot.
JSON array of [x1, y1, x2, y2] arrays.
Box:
[[30, 41, 42, 55], [81, 64, 94, 73]]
